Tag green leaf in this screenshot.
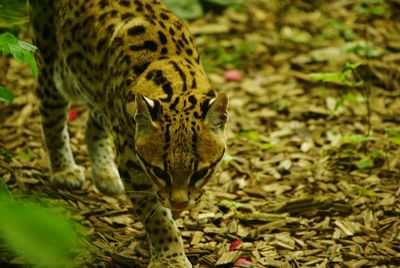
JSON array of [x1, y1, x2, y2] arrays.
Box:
[[0, 178, 13, 201], [236, 130, 261, 142], [0, 150, 13, 162], [0, 0, 29, 27], [355, 156, 374, 170], [344, 62, 362, 70], [0, 32, 38, 77], [204, 0, 237, 6], [222, 153, 233, 166], [19, 149, 33, 161], [361, 0, 385, 3], [309, 72, 345, 84], [386, 128, 400, 145], [261, 143, 274, 150], [386, 128, 400, 138], [163, 0, 204, 20], [341, 134, 376, 144], [0, 86, 14, 104], [0, 199, 87, 267], [351, 184, 377, 197]]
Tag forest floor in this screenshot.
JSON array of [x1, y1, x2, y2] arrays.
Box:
[[1, 1, 400, 267]]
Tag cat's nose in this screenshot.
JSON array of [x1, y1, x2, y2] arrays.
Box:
[[170, 201, 188, 210]]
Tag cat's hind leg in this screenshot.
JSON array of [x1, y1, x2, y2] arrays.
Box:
[[37, 74, 85, 189]]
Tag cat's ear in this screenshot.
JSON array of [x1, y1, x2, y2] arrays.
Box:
[[205, 93, 228, 130], [134, 93, 160, 122]]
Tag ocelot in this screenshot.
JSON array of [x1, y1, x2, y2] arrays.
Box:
[[29, 0, 228, 267]]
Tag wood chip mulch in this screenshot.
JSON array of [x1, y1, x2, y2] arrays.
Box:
[[1, 1, 400, 267]]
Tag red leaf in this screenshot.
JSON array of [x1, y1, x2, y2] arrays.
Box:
[[229, 239, 241, 252], [68, 109, 78, 121], [224, 70, 242, 82], [235, 258, 252, 265]]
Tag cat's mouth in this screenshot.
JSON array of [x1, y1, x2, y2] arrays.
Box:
[[170, 201, 189, 211]]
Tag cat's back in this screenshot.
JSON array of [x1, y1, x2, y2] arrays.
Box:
[[52, 0, 198, 73]]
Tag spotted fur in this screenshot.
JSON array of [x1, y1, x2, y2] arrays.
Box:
[[29, 0, 228, 267]]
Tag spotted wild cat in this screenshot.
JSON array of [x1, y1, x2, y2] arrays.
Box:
[[29, 0, 228, 267]]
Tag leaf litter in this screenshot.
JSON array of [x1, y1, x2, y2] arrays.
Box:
[[1, 0, 400, 267]]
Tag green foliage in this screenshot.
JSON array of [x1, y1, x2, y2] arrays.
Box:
[[163, 0, 204, 20], [327, 19, 357, 41], [0, 178, 13, 201], [0, 86, 14, 104], [351, 184, 377, 197], [261, 143, 274, 150], [340, 134, 376, 144], [236, 130, 261, 142], [163, 0, 237, 20], [222, 153, 233, 167], [335, 92, 365, 110], [355, 150, 383, 170], [0, 179, 88, 267], [309, 62, 364, 87], [386, 128, 400, 145], [0, 0, 28, 28], [344, 43, 382, 58], [19, 149, 33, 161], [0, 32, 38, 104], [0, 32, 38, 77], [355, 156, 374, 170], [0, 150, 12, 162], [203, 40, 255, 70]]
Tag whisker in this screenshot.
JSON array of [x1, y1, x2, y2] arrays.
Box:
[[144, 203, 162, 225], [199, 201, 237, 231], [135, 196, 157, 209], [125, 190, 156, 196]]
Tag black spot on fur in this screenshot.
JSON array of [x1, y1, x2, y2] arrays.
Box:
[[161, 47, 168, 55], [111, 10, 118, 17], [119, 0, 130, 7], [112, 37, 123, 46], [188, 95, 197, 105], [128, 25, 146, 36], [158, 31, 168, 45], [170, 61, 187, 91], [99, 0, 108, 9], [130, 41, 158, 52], [160, 13, 169, 20], [99, 12, 108, 22], [106, 24, 115, 34], [133, 62, 150, 75], [169, 97, 179, 111], [191, 77, 197, 89], [181, 33, 189, 44], [159, 21, 166, 29], [122, 12, 134, 20], [96, 38, 107, 52], [162, 84, 172, 97], [145, 3, 154, 13], [122, 55, 131, 65]]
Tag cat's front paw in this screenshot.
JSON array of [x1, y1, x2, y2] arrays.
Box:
[[148, 256, 192, 268], [92, 166, 125, 195], [51, 165, 85, 190]]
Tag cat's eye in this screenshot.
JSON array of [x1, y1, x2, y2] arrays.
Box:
[[151, 167, 171, 185], [190, 168, 209, 184]]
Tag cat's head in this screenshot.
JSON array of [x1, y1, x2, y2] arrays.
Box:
[[133, 92, 228, 211]]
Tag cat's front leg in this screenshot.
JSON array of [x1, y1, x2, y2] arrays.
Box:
[[120, 164, 191, 268]]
